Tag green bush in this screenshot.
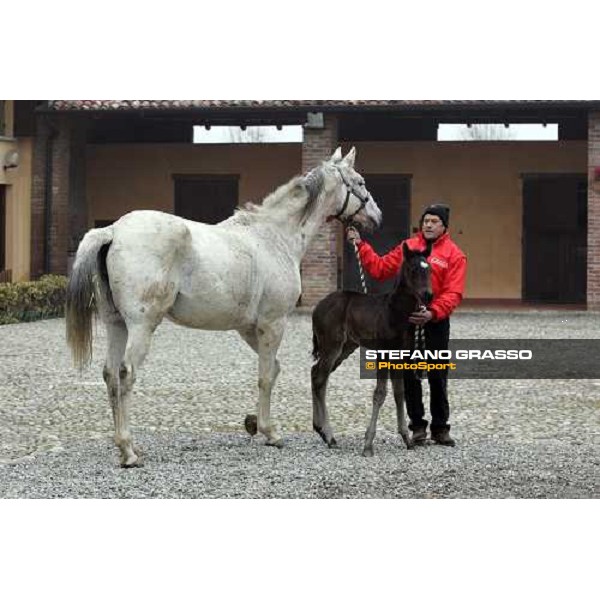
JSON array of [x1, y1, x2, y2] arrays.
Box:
[[0, 275, 68, 325]]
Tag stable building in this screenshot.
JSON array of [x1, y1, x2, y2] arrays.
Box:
[[0, 100, 36, 283], [3, 100, 600, 308]]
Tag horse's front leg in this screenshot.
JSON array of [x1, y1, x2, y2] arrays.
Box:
[[391, 373, 412, 449], [363, 370, 388, 457], [256, 318, 285, 448]]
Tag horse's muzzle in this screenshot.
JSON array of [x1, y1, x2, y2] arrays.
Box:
[[352, 214, 378, 232]]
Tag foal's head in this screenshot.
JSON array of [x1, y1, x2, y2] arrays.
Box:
[[396, 243, 433, 309]]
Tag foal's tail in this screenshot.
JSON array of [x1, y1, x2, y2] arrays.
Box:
[[65, 226, 115, 370]]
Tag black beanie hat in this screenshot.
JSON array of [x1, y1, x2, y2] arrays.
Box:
[[420, 203, 450, 228]]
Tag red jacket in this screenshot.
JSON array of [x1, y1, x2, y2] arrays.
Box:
[[357, 231, 467, 321]]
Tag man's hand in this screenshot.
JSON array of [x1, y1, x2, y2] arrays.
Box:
[[346, 226, 362, 245], [408, 309, 433, 326]]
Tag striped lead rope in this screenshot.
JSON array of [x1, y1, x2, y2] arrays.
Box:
[[352, 239, 368, 294], [414, 324, 425, 379]]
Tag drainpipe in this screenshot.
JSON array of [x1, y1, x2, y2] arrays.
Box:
[[43, 120, 57, 274]]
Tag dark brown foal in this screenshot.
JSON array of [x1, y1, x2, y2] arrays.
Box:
[[311, 243, 432, 457]]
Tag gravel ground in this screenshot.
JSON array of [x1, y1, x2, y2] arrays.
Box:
[[0, 310, 598, 498]]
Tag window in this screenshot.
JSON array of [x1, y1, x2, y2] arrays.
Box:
[[438, 123, 558, 141], [193, 125, 303, 144]]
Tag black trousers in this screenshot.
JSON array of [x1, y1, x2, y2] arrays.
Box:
[[404, 318, 451, 433]]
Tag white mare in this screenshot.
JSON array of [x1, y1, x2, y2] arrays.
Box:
[[66, 147, 382, 466]]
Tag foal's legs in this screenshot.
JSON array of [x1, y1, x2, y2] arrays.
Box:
[[391, 374, 413, 449], [108, 322, 154, 467], [311, 359, 337, 447], [311, 347, 342, 448], [363, 370, 389, 457], [312, 340, 358, 448]]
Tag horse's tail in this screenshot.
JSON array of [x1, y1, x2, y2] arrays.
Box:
[[65, 226, 115, 370]]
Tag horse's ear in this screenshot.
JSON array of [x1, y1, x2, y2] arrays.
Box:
[[402, 242, 412, 260], [331, 147, 343, 163], [343, 147, 356, 168]]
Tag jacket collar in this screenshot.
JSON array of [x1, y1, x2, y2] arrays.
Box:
[[416, 230, 449, 248]]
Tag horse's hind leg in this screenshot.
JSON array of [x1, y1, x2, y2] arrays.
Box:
[[111, 322, 154, 467], [363, 370, 388, 457], [103, 320, 130, 464], [391, 374, 412, 449]]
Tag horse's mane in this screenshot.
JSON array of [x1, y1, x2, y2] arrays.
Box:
[[224, 166, 326, 227]]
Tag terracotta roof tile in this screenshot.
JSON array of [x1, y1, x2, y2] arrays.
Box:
[[45, 100, 600, 112]]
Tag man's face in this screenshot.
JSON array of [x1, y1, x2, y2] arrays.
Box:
[[421, 214, 446, 240]]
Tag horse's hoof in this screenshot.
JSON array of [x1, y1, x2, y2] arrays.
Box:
[[121, 455, 141, 468], [244, 414, 258, 436], [362, 447, 374, 458], [266, 438, 284, 449], [315, 425, 337, 448]]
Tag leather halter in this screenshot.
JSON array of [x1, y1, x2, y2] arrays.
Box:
[[332, 167, 371, 222]]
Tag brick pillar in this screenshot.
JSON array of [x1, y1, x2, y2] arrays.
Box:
[[50, 116, 71, 275], [587, 111, 600, 310], [300, 114, 340, 307], [30, 115, 48, 278], [68, 118, 88, 266], [30, 115, 73, 277]]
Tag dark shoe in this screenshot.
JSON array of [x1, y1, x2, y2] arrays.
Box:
[[411, 426, 427, 446], [431, 429, 456, 447]]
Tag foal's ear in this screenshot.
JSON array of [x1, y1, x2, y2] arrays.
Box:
[[343, 146, 356, 168], [331, 147, 343, 163]]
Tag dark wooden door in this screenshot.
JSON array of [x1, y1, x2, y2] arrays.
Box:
[[342, 175, 411, 294], [174, 175, 239, 224], [0, 186, 5, 273], [523, 175, 587, 303]]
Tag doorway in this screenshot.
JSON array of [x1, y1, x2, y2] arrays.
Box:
[[522, 174, 587, 303], [173, 175, 239, 224], [342, 175, 411, 294], [0, 186, 6, 281]]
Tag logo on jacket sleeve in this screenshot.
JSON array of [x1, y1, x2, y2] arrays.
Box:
[[430, 256, 449, 269]]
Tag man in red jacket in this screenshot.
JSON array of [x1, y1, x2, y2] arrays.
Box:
[[347, 203, 467, 446]]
